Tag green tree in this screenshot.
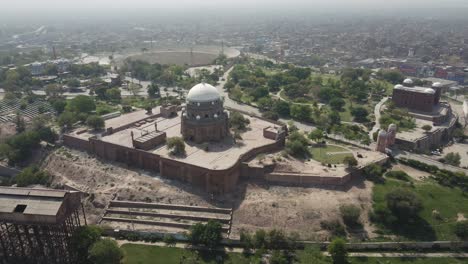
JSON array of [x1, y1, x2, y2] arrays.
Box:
[[14, 113, 25, 133], [88, 238, 123, 264], [67, 95, 96, 113], [67, 78, 81, 88], [45, 84, 64, 98], [286, 131, 310, 158], [105, 88, 121, 102], [350, 107, 369, 123], [70, 225, 103, 264], [290, 104, 311, 122], [328, 238, 348, 264], [309, 129, 324, 142], [274, 100, 290, 117], [187, 220, 223, 249], [58, 111, 76, 128], [147, 82, 160, 98], [229, 112, 250, 130], [330, 98, 345, 111], [86, 115, 105, 130], [363, 164, 384, 182], [329, 111, 341, 125], [386, 188, 423, 221], [167, 137, 186, 156]]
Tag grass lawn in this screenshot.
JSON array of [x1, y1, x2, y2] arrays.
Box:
[[121, 244, 467, 264], [309, 144, 353, 164], [372, 176, 468, 241], [350, 257, 467, 264], [121, 244, 254, 264]]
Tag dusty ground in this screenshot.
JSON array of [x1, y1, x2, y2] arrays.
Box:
[[42, 148, 215, 224], [230, 180, 375, 241], [391, 163, 431, 181], [43, 147, 376, 240]]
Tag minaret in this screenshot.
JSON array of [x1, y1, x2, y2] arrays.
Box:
[[376, 130, 388, 153]]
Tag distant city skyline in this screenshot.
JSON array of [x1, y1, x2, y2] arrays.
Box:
[[4, 0, 468, 10]]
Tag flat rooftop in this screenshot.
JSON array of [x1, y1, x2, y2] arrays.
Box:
[[0, 187, 81, 224], [100, 112, 277, 170]]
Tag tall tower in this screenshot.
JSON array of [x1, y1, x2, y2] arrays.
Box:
[[375, 130, 388, 153], [386, 124, 397, 146]]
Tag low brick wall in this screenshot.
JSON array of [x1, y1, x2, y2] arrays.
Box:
[[265, 172, 351, 185], [62, 134, 91, 152], [109, 201, 232, 214]]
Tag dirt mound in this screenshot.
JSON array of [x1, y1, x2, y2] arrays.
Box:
[[42, 148, 214, 224]]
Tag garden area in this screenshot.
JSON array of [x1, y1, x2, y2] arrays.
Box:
[[309, 144, 354, 164]]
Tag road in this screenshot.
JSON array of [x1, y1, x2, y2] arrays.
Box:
[[394, 150, 468, 174], [369, 96, 388, 138], [115, 239, 468, 259], [216, 68, 317, 133]]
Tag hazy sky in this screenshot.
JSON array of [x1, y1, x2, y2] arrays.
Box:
[[4, 0, 468, 10]]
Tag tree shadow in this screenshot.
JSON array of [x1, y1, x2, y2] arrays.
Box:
[[385, 216, 437, 241]]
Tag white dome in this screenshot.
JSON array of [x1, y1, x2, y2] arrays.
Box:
[[186, 83, 220, 103], [394, 84, 404, 89], [378, 130, 387, 137], [432, 82, 443, 88], [424, 88, 435, 94], [403, 78, 413, 85], [388, 124, 397, 131]]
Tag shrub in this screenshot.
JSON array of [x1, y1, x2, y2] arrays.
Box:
[[328, 238, 348, 264], [320, 220, 346, 238], [386, 188, 423, 221], [166, 137, 185, 156], [363, 163, 385, 183], [339, 205, 361, 227], [13, 166, 51, 187], [454, 220, 468, 240], [163, 234, 176, 246], [385, 170, 410, 181], [444, 152, 461, 166], [343, 156, 358, 168]]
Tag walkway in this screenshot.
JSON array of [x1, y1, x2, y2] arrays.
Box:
[[369, 96, 389, 138], [115, 239, 468, 258]]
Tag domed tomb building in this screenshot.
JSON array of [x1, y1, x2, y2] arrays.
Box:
[[181, 83, 229, 143]]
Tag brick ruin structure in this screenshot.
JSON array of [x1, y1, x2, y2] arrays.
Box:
[[0, 187, 84, 264], [375, 124, 397, 153], [181, 83, 229, 143]]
